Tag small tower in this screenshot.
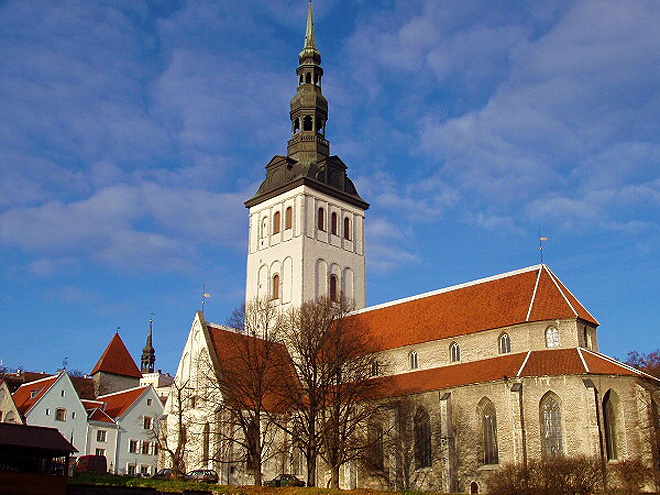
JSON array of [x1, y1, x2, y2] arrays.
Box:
[[141, 316, 156, 374], [245, 1, 368, 310]]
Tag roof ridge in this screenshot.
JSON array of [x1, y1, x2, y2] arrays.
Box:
[[545, 265, 600, 325], [577, 347, 590, 373], [14, 374, 57, 389], [517, 351, 532, 377], [351, 264, 543, 316], [544, 266, 578, 317], [526, 266, 543, 322], [96, 385, 148, 399], [581, 348, 659, 381]]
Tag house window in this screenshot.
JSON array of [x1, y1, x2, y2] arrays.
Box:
[[603, 390, 619, 460], [143, 416, 153, 430], [272, 274, 280, 300], [61, 390, 65, 397], [480, 399, 499, 465], [140, 465, 150, 476], [285, 207, 293, 230], [331, 212, 338, 235], [499, 333, 511, 354], [414, 407, 432, 468], [409, 351, 419, 370], [45, 408, 50, 416], [147, 398, 153, 406], [72, 411, 76, 419], [141, 442, 150, 455], [97, 430, 107, 443], [129, 440, 139, 453], [31, 391, 37, 399], [343, 217, 351, 240], [55, 408, 66, 422], [545, 327, 560, 348], [450, 342, 461, 362], [317, 208, 325, 231], [330, 275, 338, 302], [273, 211, 281, 234], [127, 464, 136, 476], [540, 392, 563, 456], [96, 448, 106, 457]]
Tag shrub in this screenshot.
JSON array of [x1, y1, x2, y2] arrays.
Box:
[[609, 458, 655, 495]]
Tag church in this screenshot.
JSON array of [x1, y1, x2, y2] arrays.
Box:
[[166, 3, 660, 492]]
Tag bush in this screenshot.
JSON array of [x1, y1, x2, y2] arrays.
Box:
[[487, 455, 603, 495], [609, 458, 655, 495]]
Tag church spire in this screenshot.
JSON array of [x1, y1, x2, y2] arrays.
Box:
[[141, 316, 156, 373], [300, 0, 320, 63]]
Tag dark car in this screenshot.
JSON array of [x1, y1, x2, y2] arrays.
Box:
[[266, 474, 306, 487], [186, 469, 219, 483], [152, 468, 185, 480]]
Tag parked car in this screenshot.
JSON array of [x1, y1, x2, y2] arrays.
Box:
[[186, 469, 219, 483], [265, 474, 306, 487], [75, 455, 107, 475], [152, 468, 185, 480]]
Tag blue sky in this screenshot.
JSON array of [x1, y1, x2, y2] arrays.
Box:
[[1, 0, 659, 375]]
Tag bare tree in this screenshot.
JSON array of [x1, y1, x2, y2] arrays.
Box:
[[625, 350, 660, 378], [156, 379, 191, 474]]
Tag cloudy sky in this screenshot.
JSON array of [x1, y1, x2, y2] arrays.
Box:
[[1, 0, 659, 374]]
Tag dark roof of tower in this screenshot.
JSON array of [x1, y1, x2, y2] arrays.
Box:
[[245, 154, 368, 209], [91, 333, 142, 378]]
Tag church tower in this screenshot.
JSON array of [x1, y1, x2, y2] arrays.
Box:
[[141, 316, 156, 373], [245, 1, 368, 310]]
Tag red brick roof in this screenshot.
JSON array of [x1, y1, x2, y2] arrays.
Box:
[[91, 333, 142, 378], [349, 265, 599, 351], [206, 324, 299, 412], [12, 375, 59, 416], [96, 386, 147, 419], [375, 348, 653, 398]]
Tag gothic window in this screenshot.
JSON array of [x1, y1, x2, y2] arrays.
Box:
[[343, 217, 351, 240], [450, 342, 461, 362], [603, 390, 619, 460], [305, 72, 312, 84], [303, 115, 313, 131], [203, 422, 210, 462], [294, 118, 300, 133], [331, 212, 338, 235], [480, 399, 499, 464], [414, 407, 432, 468], [409, 351, 419, 370], [499, 333, 511, 354], [545, 327, 560, 348], [540, 392, 563, 457], [285, 207, 293, 230], [330, 274, 338, 302], [272, 274, 280, 300], [273, 211, 281, 234], [317, 208, 325, 231]]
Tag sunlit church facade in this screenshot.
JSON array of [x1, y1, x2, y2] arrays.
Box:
[[167, 3, 660, 492]]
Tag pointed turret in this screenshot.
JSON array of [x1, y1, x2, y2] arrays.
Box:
[[141, 317, 156, 373], [91, 332, 142, 396], [299, 0, 321, 65]]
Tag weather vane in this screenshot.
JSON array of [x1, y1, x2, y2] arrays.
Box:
[[539, 228, 549, 264], [201, 285, 211, 313]]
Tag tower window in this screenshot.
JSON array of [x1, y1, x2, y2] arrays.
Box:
[[317, 120, 323, 134], [294, 118, 300, 133], [450, 342, 461, 362], [343, 217, 351, 240], [329, 275, 338, 302], [306, 72, 312, 84], [299, 74, 303, 85], [303, 116, 313, 131], [273, 211, 281, 234], [331, 212, 338, 235], [272, 274, 280, 300], [317, 208, 325, 231], [285, 207, 293, 230]]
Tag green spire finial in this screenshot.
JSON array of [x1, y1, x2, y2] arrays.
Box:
[[304, 0, 316, 49]]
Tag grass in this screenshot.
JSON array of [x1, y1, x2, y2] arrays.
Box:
[[70, 475, 452, 495]]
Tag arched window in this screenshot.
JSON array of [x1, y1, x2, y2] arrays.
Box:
[[409, 351, 419, 370], [202, 422, 210, 462], [299, 74, 303, 85], [603, 390, 619, 460], [545, 327, 560, 348], [285, 207, 293, 230], [294, 118, 300, 133], [261, 217, 268, 238], [470, 482, 479, 494], [343, 217, 351, 240], [414, 407, 432, 468], [273, 211, 281, 234], [305, 72, 312, 84], [272, 274, 280, 300], [480, 399, 499, 464], [317, 208, 325, 231], [331, 212, 338, 235], [540, 392, 563, 456], [329, 275, 338, 302], [450, 342, 461, 362], [303, 115, 313, 131], [499, 333, 511, 354]]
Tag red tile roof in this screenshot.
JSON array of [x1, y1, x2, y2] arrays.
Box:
[[12, 375, 59, 416], [374, 348, 654, 398], [96, 386, 147, 419], [349, 265, 598, 352], [207, 324, 299, 412], [71, 376, 95, 400], [91, 333, 142, 378], [88, 408, 115, 424]]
